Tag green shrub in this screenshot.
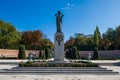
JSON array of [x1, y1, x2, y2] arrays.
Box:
[[18, 45, 26, 59], [39, 51, 42, 59], [45, 48, 52, 59], [19, 61, 99, 67], [19, 61, 26, 67], [93, 47, 99, 60]]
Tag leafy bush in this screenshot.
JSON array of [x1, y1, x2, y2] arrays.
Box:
[[45, 48, 49, 59], [93, 47, 99, 60], [18, 45, 26, 59], [19, 61, 99, 67], [66, 46, 79, 59]]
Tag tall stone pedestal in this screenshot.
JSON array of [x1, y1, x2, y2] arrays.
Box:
[[54, 32, 65, 63]]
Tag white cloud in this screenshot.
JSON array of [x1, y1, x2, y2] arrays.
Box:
[[62, 7, 70, 10], [67, 3, 70, 6], [62, 3, 75, 10]]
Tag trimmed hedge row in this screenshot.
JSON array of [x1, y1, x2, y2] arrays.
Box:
[[19, 61, 99, 67]]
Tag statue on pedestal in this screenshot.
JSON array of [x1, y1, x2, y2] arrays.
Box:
[[55, 10, 64, 32]]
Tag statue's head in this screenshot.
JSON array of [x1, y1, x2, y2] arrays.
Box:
[[58, 10, 61, 15]]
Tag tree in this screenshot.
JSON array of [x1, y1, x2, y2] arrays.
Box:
[[74, 33, 88, 50], [93, 47, 99, 60], [0, 20, 19, 49], [72, 46, 79, 59], [20, 30, 42, 45], [40, 39, 54, 49], [18, 45, 26, 59], [67, 46, 79, 59], [104, 28, 116, 49], [45, 48, 51, 59], [96, 26, 101, 40], [65, 37, 75, 49], [93, 26, 101, 48], [115, 26, 120, 49], [100, 34, 111, 50], [39, 51, 42, 59], [20, 30, 54, 50], [41, 51, 46, 59]]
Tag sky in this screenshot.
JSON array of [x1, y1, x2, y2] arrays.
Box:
[[0, 0, 120, 42]]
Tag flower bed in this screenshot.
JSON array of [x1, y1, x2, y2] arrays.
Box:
[[19, 61, 99, 67]]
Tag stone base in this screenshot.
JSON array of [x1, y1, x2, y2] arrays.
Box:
[[54, 32, 64, 61]]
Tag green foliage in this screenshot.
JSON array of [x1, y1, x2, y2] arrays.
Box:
[[93, 47, 99, 60], [0, 20, 20, 49], [39, 51, 42, 59], [19, 61, 99, 67], [45, 48, 49, 59], [18, 45, 26, 59], [93, 26, 101, 48], [66, 34, 95, 51], [115, 26, 120, 49], [39, 50, 46, 59], [72, 46, 79, 59], [1, 19, 120, 50], [44, 48, 52, 59], [66, 46, 79, 59]]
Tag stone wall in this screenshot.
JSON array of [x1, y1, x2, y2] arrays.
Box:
[[79, 50, 120, 59], [0, 49, 120, 59], [0, 49, 40, 58]]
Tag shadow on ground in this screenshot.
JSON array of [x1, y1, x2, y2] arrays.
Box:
[[113, 62, 120, 66]]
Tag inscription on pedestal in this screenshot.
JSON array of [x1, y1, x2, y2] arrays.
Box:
[[56, 34, 63, 45]]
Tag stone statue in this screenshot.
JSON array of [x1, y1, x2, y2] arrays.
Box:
[[55, 10, 64, 32]]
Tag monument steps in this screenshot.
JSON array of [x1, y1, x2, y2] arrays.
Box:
[[12, 67, 107, 69], [0, 67, 119, 75]]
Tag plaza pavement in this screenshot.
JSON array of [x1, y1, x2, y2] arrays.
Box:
[[0, 60, 120, 80]]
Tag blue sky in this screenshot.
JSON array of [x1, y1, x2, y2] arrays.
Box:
[[0, 0, 120, 42]]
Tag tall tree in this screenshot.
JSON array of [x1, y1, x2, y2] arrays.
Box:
[[101, 28, 116, 50], [93, 26, 101, 48], [0, 20, 19, 49], [20, 30, 42, 45], [100, 34, 111, 50], [20, 30, 53, 50], [65, 37, 75, 49], [115, 26, 120, 49]]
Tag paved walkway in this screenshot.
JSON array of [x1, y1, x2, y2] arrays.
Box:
[[0, 60, 120, 80], [0, 59, 120, 63]]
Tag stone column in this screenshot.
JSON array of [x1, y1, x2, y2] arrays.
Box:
[[54, 32, 64, 62]]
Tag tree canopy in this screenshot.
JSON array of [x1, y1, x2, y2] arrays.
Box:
[[65, 25, 120, 50], [0, 20, 19, 49], [1, 20, 120, 50]]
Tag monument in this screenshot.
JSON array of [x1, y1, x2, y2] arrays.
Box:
[[48, 10, 67, 63], [54, 10, 65, 63]]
